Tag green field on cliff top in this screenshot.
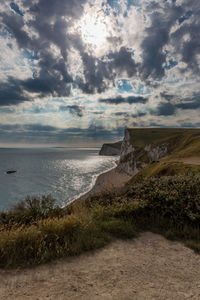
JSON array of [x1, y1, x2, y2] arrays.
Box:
[[126, 128, 200, 157], [0, 128, 200, 268]]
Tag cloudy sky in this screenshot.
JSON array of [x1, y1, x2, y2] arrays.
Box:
[[0, 0, 199, 146]]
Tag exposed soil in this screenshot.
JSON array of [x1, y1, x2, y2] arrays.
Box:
[[1, 232, 200, 300]]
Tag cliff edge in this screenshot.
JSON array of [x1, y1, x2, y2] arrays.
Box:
[[117, 128, 200, 176], [99, 141, 122, 156]]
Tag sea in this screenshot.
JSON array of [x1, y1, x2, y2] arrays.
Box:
[[0, 147, 117, 211]]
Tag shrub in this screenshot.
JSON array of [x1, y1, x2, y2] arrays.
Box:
[[0, 195, 63, 227], [0, 174, 200, 268]]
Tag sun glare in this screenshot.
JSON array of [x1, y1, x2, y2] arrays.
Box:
[[80, 13, 108, 48]]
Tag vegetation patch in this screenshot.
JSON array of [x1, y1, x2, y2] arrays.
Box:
[[0, 173, 200, 268], [128, 161, 200, 184]]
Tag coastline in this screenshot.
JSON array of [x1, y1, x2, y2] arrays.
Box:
[[71, 165, 131, 204]]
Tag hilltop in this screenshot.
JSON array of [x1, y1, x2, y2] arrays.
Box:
[[117, 128, 200, 177]]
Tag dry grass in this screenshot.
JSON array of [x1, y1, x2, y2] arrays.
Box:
[[1, 173, 200, 268]]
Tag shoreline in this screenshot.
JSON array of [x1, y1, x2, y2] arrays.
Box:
[[65, 160, 118, 207], [70, 164, 131, 205]]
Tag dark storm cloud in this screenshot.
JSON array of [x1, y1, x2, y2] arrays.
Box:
[[115, 112, 129, 117], [1, 11, 30, 49], [0, 124, 22, 131], [1, 1, 139, 103], [176, 100, 200, 110], [160, 93, 175, 101], [78, 53, 114, 94], [108, 47, 138, 78], [0, 79, 28, 106], [59, 105, 84, 117], [24, 124, 58, 132], [0, 0, 200, 110], [99, 95, 148, 105], [132, 112, 147, 118], [22, 51, 73, 97], [0, 0, 86, 104], [0, 123, 125, 143], [140, 5, 183, 81], [150, 93, 200, 116], [78, 47, 138, 94], [115, 111, 146, 118], [92, 111, 104, 115], [156, 102, 177, 116]]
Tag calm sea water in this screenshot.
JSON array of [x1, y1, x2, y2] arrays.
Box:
[[0, 148, 117, 211]]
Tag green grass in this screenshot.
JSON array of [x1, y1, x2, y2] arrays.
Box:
[[124, 128, 200, 163], [127, 128, 200, 149], [0, 173, 200, 268], [127, 161, 200, 184]]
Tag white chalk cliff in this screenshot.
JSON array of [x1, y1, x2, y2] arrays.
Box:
[[117, 129, 169, 176]]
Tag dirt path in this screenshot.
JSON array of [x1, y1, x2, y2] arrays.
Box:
[[165, 156, 200, 166], [1, 232, 200, 300], [174, 156, 200, 166]]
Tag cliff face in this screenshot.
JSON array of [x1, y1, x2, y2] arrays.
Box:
[[101, 128, 200, 175], [99, 142, 122, 156], [117, 129, 170, 176]]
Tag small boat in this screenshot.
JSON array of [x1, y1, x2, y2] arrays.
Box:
[[6, 170, 17, 174]]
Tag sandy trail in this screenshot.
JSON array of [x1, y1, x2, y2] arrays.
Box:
[[1, 232, 200, 300], [174, 156, 200, 166]]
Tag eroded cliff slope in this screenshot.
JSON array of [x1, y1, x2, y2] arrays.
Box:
[[117, 128, 200, 176]]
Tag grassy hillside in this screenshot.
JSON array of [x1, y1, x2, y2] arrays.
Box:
[[118, 128, 200, 174], [123, 128, 200, 183], [127, 161, 200, 185], [0, 128, 200, 268], [126, 128, 200, 158], [127, 128, 199, 147]]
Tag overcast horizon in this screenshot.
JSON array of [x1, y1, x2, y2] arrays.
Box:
[[0, 0, 200, 146]]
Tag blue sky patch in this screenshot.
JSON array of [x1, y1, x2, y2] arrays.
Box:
[[137, 84, 151, 96], [10, 2, 24, 17], [165, 60, 178, 70], [179, 11, 192, 24], [107, 0, 121, 15], [23, 50, 39, 61], [117, 79, 133, 93]]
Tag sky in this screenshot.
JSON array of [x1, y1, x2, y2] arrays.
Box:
[[0, 0, 200, 146]]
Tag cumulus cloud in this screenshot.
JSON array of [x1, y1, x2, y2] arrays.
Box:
[[0, 78, 29, 106], [0, 0, 200, 144]]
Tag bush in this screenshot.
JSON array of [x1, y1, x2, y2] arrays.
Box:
[[0, 174, 200, 268], [0, 195, 63, 227]]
